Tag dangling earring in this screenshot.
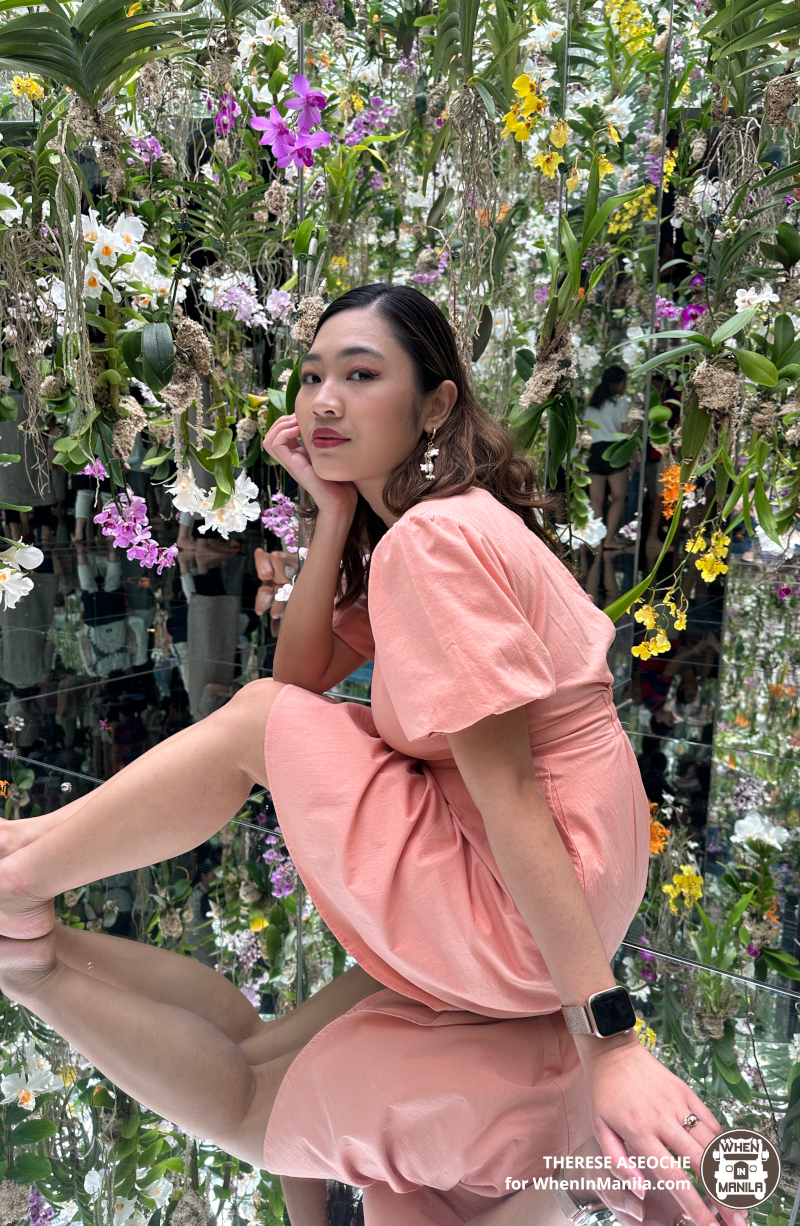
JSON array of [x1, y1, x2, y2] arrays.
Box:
[[420, 428, 439, 481]]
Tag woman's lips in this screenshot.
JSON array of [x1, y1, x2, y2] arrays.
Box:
[[312, 431, 350, 451]]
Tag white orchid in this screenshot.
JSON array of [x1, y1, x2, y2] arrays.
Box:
[[0, 1067, 56, 1109], [736, 284, 780, 312], [555, 512, 607, 549], [0, 566, 34, 610], [113, 212, 145, 251], [84, 259, 120, 302], [731, 811, 791, 850], [0, 544, 43, 570], [81, 208, 102, 244], [165, 469, 206, 515], [524, 18, 563, 51], [92, 226, 127, 267], [0, 182, 23, 225], [83, 1170, 103, 1199], [112, 1196, 138, 1226], [141, 1178, 173, 1209], [198, 472, 261, 539]]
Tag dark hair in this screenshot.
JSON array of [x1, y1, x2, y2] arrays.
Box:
[[588, 365, 627, 409], [297, 283, 562, 610]]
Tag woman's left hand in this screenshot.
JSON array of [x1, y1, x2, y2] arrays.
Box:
[[579, 1038, 747, 1226]]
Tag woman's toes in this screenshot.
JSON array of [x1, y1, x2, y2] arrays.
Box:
[[0, 932, 59, 1003]]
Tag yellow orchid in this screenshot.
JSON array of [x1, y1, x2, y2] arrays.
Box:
[[512, 73, 534, 96], [673, 611, 687, 631], [566, 165, 580, 191], [12, 75, 44, 102], [597, 155, 614, 178], [632, 641, 652, 660], [686, 532, 706, 554], [607, 122, 621, 144], [549, 118, 570, 148], [711, 531, 731, 556], [521, 89, 547, 117], [662, 864, 703, 915], [696, 552, 728, 582], [634, 603, 656, 629], [533, 150, 564, 178]]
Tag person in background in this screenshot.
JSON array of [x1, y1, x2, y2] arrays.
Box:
[[584, 365, 631, 550]]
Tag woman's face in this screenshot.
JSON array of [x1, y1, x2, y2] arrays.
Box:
[[610, 376, 627, 396], [295, 307, 456, 489]]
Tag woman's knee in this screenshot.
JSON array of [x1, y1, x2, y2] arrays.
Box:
[[218, 678, 288, 782]]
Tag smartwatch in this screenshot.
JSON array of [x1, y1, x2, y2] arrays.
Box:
[[561, 986, 637, 1037]]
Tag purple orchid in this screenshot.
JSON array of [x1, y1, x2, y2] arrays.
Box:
[[284, 74, 327, 133], [80, 458, 109, 480], [681, 303, 706, 329], [291, 128, 332, 168]]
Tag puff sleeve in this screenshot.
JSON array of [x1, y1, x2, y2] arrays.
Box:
[[331, 590, 375, 661], [368, 514, 557, 742]]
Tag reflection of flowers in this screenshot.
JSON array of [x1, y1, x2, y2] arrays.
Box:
[[0, 566, 34, 610], [732, 811, 791, 850], [662, 863, 703, 914], [649, 819, 669, 853]]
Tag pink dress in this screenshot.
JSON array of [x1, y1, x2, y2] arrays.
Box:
[[261, 487, 650, 1218]]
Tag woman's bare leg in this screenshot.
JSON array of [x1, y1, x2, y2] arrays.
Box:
[[0, 678, 287, 937], [280, 1178, 328, 1226], [54, 926, 386, 1065], [0, 931, 297, 1168]]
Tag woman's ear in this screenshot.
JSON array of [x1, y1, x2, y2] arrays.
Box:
[[422, 379, 458, 432]]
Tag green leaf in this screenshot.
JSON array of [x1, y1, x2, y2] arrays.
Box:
[[9, 1118, 58, 1145], [711, 307, 757, 345], [285, 358, 302, 413], [293, 218, 314, 258], [515, 348, 535, 381], [754, 476, 781, 545], [471, 79, 495, 118], [119, 329, 144, 380], [210, 428, 233, 460], [140, 322, 175, 394], [778, 222, 800, 266], [733, 348, 779, 386], [631, 343, 702, 377], [772, 313, 795, 365], [8, 1155, 52, 1182]]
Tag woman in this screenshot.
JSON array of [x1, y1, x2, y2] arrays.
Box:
[[584, 365, 632, 549], [0, 286, 739, 1226]]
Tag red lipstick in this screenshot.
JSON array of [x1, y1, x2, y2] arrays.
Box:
[[312, 427, 350, 448]]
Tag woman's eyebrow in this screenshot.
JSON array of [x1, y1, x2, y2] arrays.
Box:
[[303, 346, 385, 363]]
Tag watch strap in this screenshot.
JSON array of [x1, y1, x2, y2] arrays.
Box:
[[561, 1003, 594, 1035], [551, 1185, 609, 1224]]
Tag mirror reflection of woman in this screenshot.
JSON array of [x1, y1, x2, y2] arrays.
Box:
[[584, 365, 632, 551], [0, 286, 742, 1226]]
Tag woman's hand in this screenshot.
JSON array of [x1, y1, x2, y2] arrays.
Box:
[[580, 1040, 747, 1226], [262, 413, 358, 520]]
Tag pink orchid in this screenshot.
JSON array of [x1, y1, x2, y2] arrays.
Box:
[[284, 73, 327, 133], [251, 107, 297, 161]]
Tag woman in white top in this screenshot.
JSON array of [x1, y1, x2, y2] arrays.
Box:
[[584, 365, 631, 549]]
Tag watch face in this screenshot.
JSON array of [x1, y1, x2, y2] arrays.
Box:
[[590, 987, 637, 1036]]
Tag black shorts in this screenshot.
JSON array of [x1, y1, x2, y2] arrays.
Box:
[[587, 441, 626, 476]]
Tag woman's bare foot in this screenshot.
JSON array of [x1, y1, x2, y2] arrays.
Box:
[[0, 861, 56, 940], [0, 931, 59, 1005], [0, 810, 75, 860]]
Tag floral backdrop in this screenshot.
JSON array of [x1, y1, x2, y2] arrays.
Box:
[[1, 0, 800, 1219]]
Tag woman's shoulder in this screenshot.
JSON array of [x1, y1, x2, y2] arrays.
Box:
[[376, 487, 516, 553]]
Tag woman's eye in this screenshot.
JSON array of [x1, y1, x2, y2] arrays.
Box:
[[300, 372, 320, 384], [349, 369, 378, 382]]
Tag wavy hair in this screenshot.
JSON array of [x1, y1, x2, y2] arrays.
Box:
[[296, 283, 563, 610]]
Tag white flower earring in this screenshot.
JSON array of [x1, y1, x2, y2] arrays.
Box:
[[420, 428, 439, 481]]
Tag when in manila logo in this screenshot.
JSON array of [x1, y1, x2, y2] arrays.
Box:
[[700, 1128, 781, 1209]]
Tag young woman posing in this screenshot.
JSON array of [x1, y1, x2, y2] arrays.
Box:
[[0, 286, 740, 1226]]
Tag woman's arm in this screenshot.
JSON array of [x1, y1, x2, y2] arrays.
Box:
[[271, 508, 367, 693], [445, 706, 745, 1226], [262, 413, 367, 693]]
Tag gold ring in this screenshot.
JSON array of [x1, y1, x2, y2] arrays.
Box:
[[683, 1113, 699, 1129]]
